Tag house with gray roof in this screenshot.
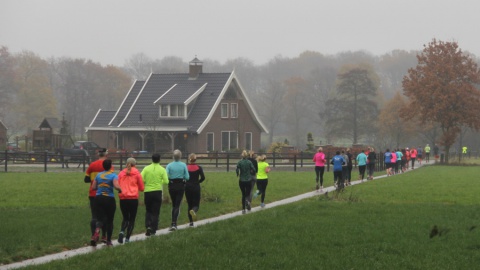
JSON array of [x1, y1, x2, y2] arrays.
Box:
[[86, 58, 268, 154]]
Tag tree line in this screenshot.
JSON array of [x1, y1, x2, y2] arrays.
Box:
[[1, 40, 480, 162]]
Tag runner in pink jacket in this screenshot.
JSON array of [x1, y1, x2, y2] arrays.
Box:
[[117, 158, 144, 244], [410, 148, 418, 169], [312, 147, 326, 191]]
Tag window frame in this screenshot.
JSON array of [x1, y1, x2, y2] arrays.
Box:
[[206, 132, 214, 152], [221, 131, 238, 151], [230, 103, 238, 118], [159, 104, 187, 118], [221, 103, 229, 118]]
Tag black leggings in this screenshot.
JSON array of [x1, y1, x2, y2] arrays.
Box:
[[334, 171, 343, 188], [358, 165, 366, 180], [315, 166, 325, 186], [256, 179, 268, 203], [185, 184, 201, 223], [169, 183, 185, 225], [249, 177, 257, 201], [346, 166, 352, 181], [144, 191, 163, 233], [367, 163, 375, 177], [120, 199, 138, 240], [94, 196, 116, 242], [239, 181, 252, 210], [89, 196, 105, 237]]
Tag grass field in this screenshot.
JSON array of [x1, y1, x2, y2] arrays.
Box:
[[0, 168, 336, 265], [3, 165, 480, 269]]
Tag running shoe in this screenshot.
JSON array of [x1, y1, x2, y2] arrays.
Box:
[[118, 231, 124, 244], [315, 184, 319, 191], [106, 241, 113, 247], [90, 229, 100, 246], [169, 225, 177, 231], [253, 190, 260, 199], [246, 200, 251, 211], [242, 210, 246, 214], [260, 203, 265, 208], [125, 239, 130, 243], [146, 227, 152, 236], [189, 222, 194, 228], [101, 236, 107, 244], [189, 209, 197, 221]]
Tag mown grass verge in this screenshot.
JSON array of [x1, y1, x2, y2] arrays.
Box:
[[0, 169, 335, 265], [22, 165, 480, 269]]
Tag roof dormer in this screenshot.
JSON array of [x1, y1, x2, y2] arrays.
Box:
[[154, 82, 208, 119]]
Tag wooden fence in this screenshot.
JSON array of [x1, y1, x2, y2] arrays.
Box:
[[3, 150, 458, 173]]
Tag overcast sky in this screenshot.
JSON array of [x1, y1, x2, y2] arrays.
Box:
[[2, 0, 479, 66]]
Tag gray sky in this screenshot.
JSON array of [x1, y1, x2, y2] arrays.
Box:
[[2, 0, 479, 66]]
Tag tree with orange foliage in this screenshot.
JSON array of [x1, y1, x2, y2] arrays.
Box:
[[401, 39, 480, 162]]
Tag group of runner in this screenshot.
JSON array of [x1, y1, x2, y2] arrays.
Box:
[[383, 145, 431, 176], [85, 144, 434, 246], [314, 144, 432, 191], [85, 149, 204, 246], [314, 147, 377, 191], [236, 150, 271, 214]]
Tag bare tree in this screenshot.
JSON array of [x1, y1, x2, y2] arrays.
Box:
[[324, 64, 380, 144]]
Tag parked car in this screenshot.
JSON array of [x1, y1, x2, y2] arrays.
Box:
[[7, 142, 20, 152], [73, 141, 102, 157]]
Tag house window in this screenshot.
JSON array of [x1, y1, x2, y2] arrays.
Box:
[[159, 104, 186, 118], [160, 105, 169, 117], [221, 103, 228, 118], [171, 105, 178, 116], [178, 104, 185, 117], [231, 103, 238, 118], [207, 133, 214, 152], [221, 131, 238, 151], [245, 132, 252, 150]]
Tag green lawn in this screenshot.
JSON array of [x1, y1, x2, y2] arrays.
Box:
[[3, 165, 480, 269], [0, 169, 334, 265]]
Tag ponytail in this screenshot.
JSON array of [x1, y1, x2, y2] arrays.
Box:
[[126, 162, 132, 175], [125, 157, 137, 175]]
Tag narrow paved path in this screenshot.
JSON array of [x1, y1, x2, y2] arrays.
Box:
[[0, 165, 425, 270]]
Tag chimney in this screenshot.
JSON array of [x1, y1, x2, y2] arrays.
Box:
[[189, 56, 203, 79]]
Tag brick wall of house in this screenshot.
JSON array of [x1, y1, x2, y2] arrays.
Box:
[[197, 97, 262, 153]]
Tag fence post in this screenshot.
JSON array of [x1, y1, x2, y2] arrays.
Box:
[[294, 154, 297, 172], [300, 151, 303, 168], [44, 150, 48, 172], [4, 150, 7, 172], [226, 153, 230, 172], [272, 152, 276, 168], [119, 154, 123, 171], [83, 156, 86, 172], [215, 152, 218, 168], [326, 155, 330, 172]]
